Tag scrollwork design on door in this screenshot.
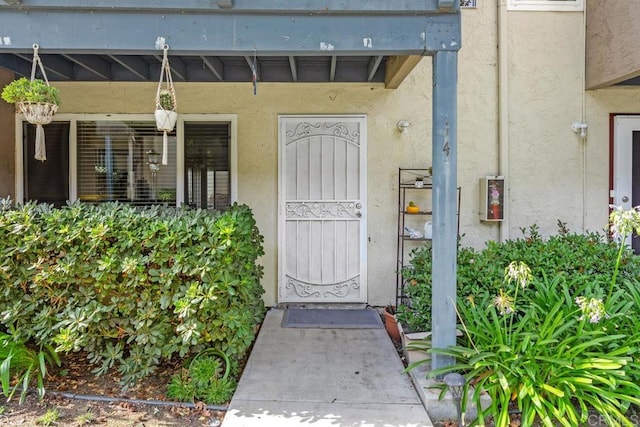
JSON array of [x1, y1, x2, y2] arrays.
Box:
[[286, 122, 360, 145], [285, 276, 360, 299], [286, 201, 358, 219]]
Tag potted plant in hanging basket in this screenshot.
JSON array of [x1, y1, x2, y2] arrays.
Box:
[[2, 76, 61, 161], [1, 77, 60, 123], [155, 44, 177, 166], [155, 89, 177, 132]]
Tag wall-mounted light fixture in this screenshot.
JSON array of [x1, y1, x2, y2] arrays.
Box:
[[571, 121, 588, 139], [397, 120, 411, 134]]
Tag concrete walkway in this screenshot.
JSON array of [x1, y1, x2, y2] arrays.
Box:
[[223, 308, 432, 427]]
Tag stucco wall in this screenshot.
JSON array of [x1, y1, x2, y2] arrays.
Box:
[[506, 11, 587, 235], [586, 0, 640, 88], [458, 3, 632, 241]]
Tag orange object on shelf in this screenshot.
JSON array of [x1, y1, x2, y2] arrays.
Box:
[[406, 205, 420, 214]]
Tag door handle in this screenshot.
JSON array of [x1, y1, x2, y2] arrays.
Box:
[[622, 196, 629, 203], [355, 211, 362, 218]]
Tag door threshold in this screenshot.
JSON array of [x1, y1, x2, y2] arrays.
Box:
[[277, 303, 368, 310]]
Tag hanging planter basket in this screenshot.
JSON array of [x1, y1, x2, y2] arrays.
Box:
[[0, 44, 60, 162], [155, 108, 178, 132], [155, 45, 178, 165], [18, 101, 58, 126], [20, 101, 58, 161]]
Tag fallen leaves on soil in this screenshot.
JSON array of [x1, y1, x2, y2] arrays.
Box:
[[0, 352, 225, 426]]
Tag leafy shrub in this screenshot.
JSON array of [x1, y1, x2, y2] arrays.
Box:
[[0, 200, 265, 386], [396, 221, 640, 332]]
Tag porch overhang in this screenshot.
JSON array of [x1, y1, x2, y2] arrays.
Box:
[[0, 0, 460, 87], [0, 0, 462, 372]]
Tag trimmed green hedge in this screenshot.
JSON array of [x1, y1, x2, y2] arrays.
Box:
[[0, 200, 265, 385], [398, 223, 640, 332]]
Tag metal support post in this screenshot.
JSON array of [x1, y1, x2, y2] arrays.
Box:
[[431, 49, 458, 372]]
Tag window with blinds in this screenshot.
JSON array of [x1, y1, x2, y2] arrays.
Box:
[[184, 122, 230, 210], [77, 121, 177, 205], [19, 116, 232, 209]]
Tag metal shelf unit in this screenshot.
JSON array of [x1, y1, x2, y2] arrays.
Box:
[[396, 168, 460, 308]]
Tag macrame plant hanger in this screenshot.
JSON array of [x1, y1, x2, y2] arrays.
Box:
[[155, 44, 177, 166], [25, 44, 58, 162]]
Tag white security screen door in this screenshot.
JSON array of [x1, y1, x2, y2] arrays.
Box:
[[278, 115, 367, 303], [613, 115, 640, 253]]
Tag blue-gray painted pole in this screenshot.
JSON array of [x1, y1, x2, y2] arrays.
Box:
[[431, 49, 458, 372]]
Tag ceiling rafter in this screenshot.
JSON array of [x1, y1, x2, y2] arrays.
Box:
[[200, 56, 224, 81], [244, 55, 259, 82], [108, 55, 149, 81], [153, 54, 187, 81], [0, 54, 30, 77], [329, 56, 337, 82], [14, 53, 73, 80], [288, 56, 297, 82], [62, 54, 111, 80], [367, 55, 384, 82]]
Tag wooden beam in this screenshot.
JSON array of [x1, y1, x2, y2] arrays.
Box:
[[384, 55, 422, 89], [0, 9, 459, 56]]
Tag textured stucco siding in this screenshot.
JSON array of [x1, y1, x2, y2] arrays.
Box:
[[586, 0, 640, 89], [506, 12, 586, 234]]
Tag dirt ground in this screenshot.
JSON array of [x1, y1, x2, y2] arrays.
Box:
[[0, 352, 226, 426]]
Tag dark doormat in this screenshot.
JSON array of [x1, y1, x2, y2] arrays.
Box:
[[282, 308, 383, 329]]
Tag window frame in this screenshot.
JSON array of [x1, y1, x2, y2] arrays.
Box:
[[15, 113, 238, 207], [507, 0, 583, 11]]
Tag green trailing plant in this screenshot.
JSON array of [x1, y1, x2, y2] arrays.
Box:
[[1, 77, 61, 105], [0, 200, 265, 386], [0, 330, 60, 403], [167, 348, 236, 405]]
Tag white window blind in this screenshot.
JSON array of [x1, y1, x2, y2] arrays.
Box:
[[77, 121, 177, 205]]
